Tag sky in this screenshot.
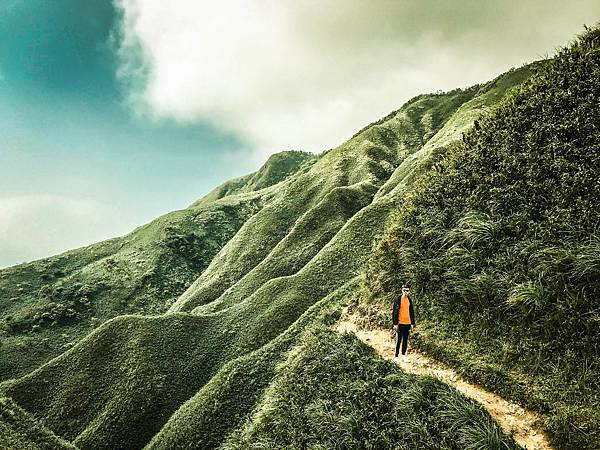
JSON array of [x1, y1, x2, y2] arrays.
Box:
[[1, 1, 599, 268]]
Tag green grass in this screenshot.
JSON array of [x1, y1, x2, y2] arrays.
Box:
[[0, 396, 76, 450], [0, 45, 541, 449], [193, 181, 379, 315], [358, 26, 600, 450], [191, 150, 316, 207], [0, 280, 520, 450], [0, 190, 264, 381], [2, 312, 232, 449], [223, 327, 519, 450], [146, 278, 355, 450]]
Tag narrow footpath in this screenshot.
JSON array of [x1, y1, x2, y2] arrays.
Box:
[[336, 317, 554, 450]]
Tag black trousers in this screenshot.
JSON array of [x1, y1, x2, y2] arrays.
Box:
[[395, 324, 411, 356]]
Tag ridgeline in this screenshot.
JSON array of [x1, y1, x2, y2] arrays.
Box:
[[1, 27, 598, 450]]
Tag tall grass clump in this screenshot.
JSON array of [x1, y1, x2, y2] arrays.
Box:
[[507, 279, 549, 315], [572, 237, 600, 280], [436, 392, 512, 450], [443, 212, 498, 249]]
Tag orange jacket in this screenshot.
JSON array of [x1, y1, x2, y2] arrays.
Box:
[[392, 294, 415, 326]]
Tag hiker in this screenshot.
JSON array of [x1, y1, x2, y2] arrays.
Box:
[[392, 284, 415, 363]]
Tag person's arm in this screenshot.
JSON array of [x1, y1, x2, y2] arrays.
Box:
[[392, 298, 399, 326], [409, 296, 416, 326]]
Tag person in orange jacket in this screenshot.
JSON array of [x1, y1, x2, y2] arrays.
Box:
[[392, 284, 415, 363]]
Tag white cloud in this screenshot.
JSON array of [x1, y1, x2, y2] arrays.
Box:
[[0, 194, 128, 268], [114, 1, 599, 160]]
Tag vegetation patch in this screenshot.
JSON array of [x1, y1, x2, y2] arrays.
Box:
[[0, 396, 76, 450], [358, 27, 600, 449], [0, 192, 263, 380], [0, 39, 548, 450], [225, 327, 519, 450]]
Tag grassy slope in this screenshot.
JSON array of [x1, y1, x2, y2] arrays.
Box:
[[191, 150, 316, 207], [170, 83, 488, 314], [145, 279, 355, 450], [0, 150, 319, 381], [197, 73, 534, 318], [0, 65, 534, 449], [193, 181, 379, 315], [358, 28, 600, 449], [223, 327, 518, 450], [0, 396, 76, 450], [0, 188, 266, 381]]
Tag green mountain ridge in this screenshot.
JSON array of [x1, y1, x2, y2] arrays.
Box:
[[190, 150, 316, 207], [0, 61, 534, 449], [0, 187, 265, 379], [0, 26, 598, 450]]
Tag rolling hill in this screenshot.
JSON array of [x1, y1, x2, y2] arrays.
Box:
[[1, 26, 598, 450], [0, 151, 315, 380]]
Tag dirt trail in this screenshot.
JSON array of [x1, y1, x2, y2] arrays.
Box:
[[336, 317, 554, 450]]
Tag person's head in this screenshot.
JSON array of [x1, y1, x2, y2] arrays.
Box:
[[401, 284, 410, 295]]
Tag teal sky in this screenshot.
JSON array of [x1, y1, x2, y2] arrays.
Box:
[[1, 0, 598, 268], [0, 0, 254, 267]]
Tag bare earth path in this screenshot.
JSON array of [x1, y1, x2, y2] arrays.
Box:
[[336, 317, 554, 450]]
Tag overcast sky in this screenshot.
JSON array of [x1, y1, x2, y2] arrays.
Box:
[[1, 1, 599, 268]]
